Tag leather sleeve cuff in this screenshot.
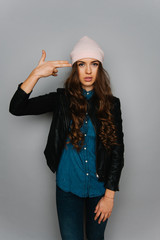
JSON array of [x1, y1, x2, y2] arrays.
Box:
[[17, 82, 33, 98], [104, 181, 120, 191]]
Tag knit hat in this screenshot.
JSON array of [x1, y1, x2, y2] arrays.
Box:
[[70, 36, 104, 65]]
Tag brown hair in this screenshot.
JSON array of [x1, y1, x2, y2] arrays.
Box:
[[64, 62, 118, 152]]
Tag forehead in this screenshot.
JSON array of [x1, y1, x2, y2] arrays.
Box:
[[77, 58, 99, 63]]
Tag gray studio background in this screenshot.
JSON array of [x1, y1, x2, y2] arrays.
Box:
[[1, 0, 160, 239]]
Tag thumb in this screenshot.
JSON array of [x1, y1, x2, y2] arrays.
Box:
[[38, 49, 46, 65], [94, 205, 98, 213]]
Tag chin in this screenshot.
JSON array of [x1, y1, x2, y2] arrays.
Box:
[[82, 81, 95, 86]]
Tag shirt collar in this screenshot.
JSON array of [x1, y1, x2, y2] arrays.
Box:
[[81, 87, 94, 99]]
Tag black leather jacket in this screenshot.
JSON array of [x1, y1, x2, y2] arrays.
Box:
[[9, 83, 124, 191]]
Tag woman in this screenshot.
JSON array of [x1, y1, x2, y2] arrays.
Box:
[[9, 36, 124, 240]]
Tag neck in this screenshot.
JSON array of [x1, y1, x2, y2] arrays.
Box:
[[81, 86, 94, 92]]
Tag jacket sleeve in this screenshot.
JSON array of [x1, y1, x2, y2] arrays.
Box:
[[104, 97, 125, 191], [9, 83, 59, 116]]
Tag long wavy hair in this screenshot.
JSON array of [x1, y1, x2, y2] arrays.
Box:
[[64, 61, 118, 153]]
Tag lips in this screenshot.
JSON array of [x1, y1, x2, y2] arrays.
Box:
[[84, 77, 92, 82]]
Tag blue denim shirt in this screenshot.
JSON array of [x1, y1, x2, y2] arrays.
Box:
[[56, 88, 106, 197]]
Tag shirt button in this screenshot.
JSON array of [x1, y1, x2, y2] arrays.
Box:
[[85, 160, 88, 163], [96, 173, 99, 178], [85, 121, 87, 123], [87, 92, 89, 95], [86, 173, 89, 175], [84, 147, 86, 150], [86, 112, 88, 115], [84, 133, 87, 136]]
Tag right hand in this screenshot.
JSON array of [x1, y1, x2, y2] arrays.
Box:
[[31, 50, 72, 79]]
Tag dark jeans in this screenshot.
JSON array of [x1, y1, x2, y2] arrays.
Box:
[[56, 185, 108, 240]]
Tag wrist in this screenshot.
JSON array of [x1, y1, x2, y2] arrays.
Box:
[[30, 69, 41, 80], [104, 188, 115, 199], [103, 195, 114, 200]]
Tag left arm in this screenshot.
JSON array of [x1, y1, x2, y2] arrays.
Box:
[[94, 97, 124, 223]]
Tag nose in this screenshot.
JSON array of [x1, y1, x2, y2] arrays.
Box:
[[85, 64, 92, 74]]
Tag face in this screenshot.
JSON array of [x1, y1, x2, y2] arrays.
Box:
[[77, 58, 100, 91]]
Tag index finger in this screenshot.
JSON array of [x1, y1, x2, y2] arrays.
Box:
[[54, 63, 72, 68], [48, 60, 72, 68], [94, 211, 101, 221]]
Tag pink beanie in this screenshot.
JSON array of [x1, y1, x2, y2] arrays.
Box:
[[70, 36, 104, 65]]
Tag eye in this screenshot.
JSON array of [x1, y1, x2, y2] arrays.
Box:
[[78, 63, 84, 67], [92, 62, 99, 66]]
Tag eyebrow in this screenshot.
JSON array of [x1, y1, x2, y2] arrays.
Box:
[[77, 60, 99, 63]]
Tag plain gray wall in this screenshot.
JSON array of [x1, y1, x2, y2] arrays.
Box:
[[1, 0, 160, 239]]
